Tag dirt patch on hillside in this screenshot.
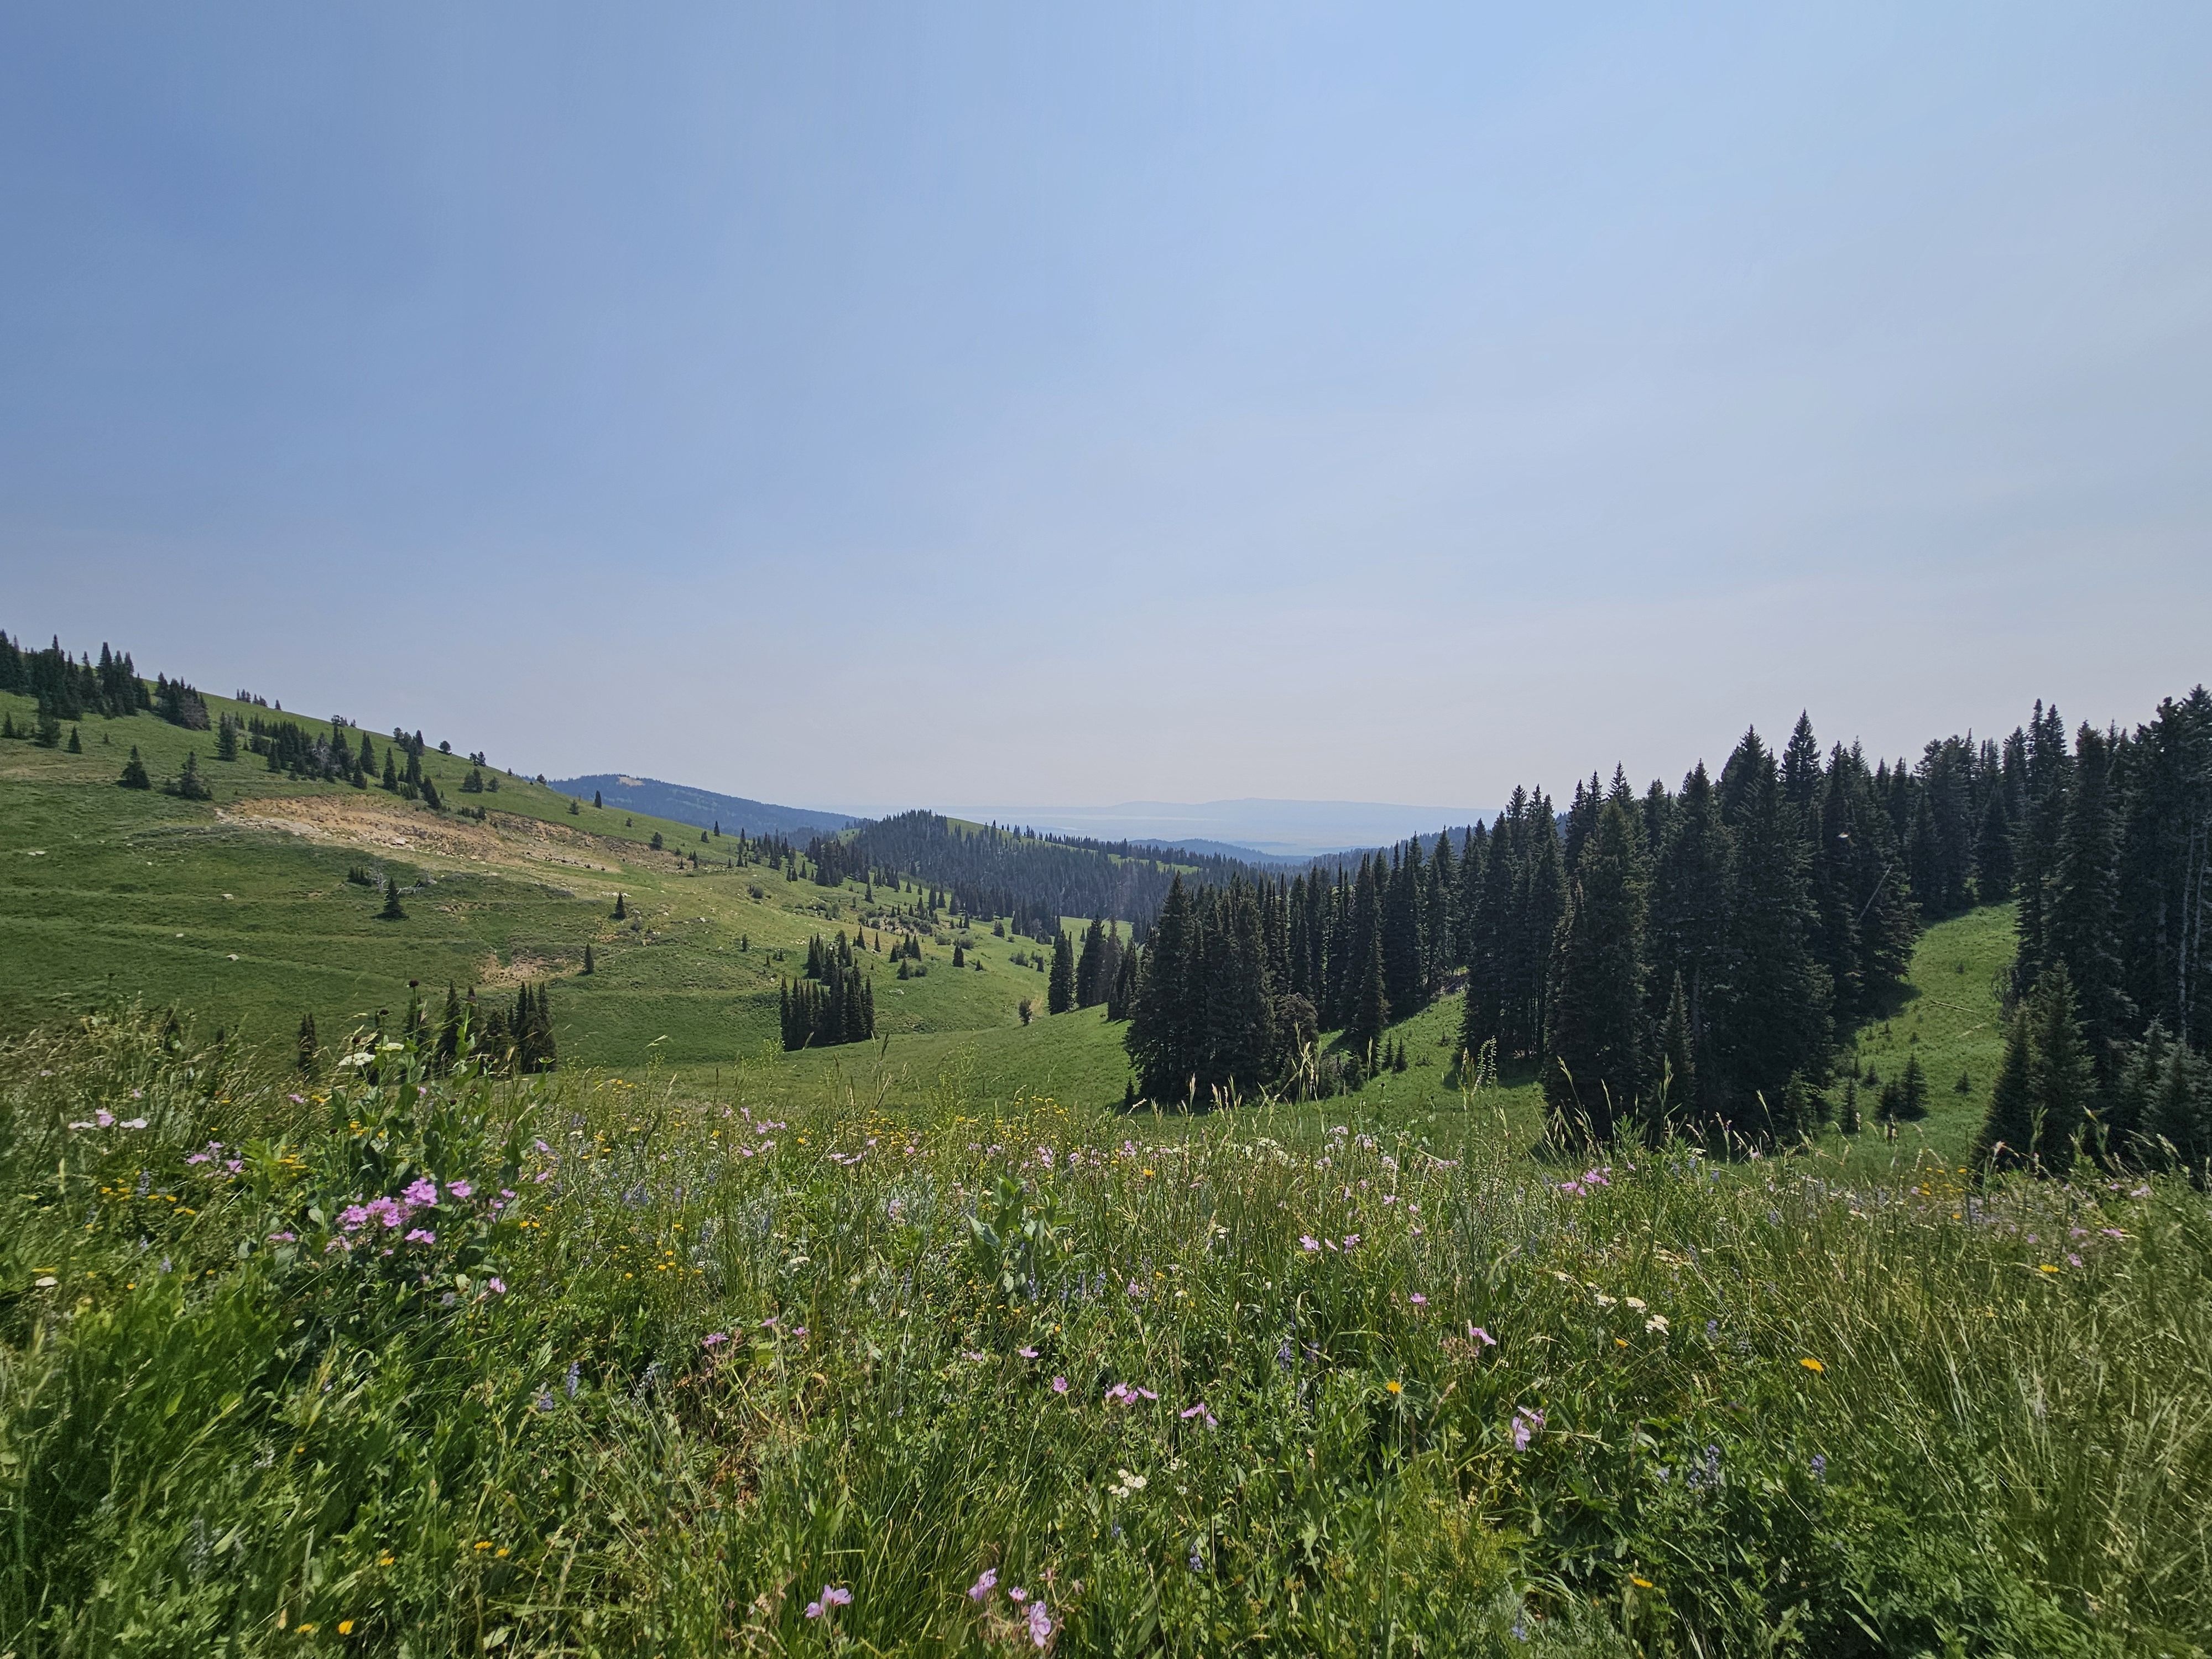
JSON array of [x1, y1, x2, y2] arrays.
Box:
[[221, 796, 629, 882]]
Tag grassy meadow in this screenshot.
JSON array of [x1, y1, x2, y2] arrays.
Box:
[[3, 1009, 2208, 1656], [0, 689, 1126, 1077], [10, 688, 2210, 1654]]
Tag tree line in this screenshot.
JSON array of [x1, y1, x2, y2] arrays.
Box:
[[1972, 691, 2212, 1178], [818, 811, 1272, 930], [1117, 694, 2212, 1160]]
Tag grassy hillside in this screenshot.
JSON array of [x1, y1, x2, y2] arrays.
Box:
[[0, 689, 1109, 1073]]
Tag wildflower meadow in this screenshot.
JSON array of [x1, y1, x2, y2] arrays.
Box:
[[3, 1011, 2208, 1655]]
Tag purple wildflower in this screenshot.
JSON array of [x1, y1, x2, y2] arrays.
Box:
[[1512, 1406, 1545, 1451], [1028, 1601, 1053, 1647], [1300, 1235, 1320, 1252], [703, 1332, 728, 1348], [1409, 1293, 1427, 1306], [968, 1568, 998, 1600], [1019, 1346, 1039, 1359], [403, 1177, 439, 1207], [486, 1277, 507, 1295], [404, 1228, 436, 1244], [1052, 1376, 1068, 1394], [447, 1180, 473, 1199]]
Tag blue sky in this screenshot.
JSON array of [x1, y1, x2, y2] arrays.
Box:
[[4, 4, 2208, 820]]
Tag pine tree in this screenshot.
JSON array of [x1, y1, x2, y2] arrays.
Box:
[[2045, 724, 2133, 1082], [1975, 785, 2015, 902], [65, 725, 81, 754], [1543, 799, 1647, 1144], [216, 717, 239, 762], [1048, 929, 1076, 1015], [118, 747, 150, 789], [380, 877, 406, 920], [1974, 962, 2093, 1173], [1076, 917, 1107, 1007], [171, 750, 212, 801], [1897, 1051, 1929, 1120], [1345, 924, 1391, 1071], [295, 1012, 319, 1077], [1715, 731, 1831, 1136], [1127, 877, 1199, 1102], [613, 892, 627, 920], [1646, 971, 1694, 1142]]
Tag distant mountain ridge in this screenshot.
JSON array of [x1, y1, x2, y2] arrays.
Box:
[[549, 774, 857, 839]]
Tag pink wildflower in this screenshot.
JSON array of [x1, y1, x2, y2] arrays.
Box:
[[1028, 1601, 1053, 1646], [968, 1568, 998, 1600], [447, 1180, 473, 1199], [1052, 1376, 1068, 1394]]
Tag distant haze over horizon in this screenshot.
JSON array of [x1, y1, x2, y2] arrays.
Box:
[[927, 799, 1491, 860], [4, 7, 2207, 804]]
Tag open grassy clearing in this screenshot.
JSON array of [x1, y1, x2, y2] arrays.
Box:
[[0, 692, 1138, 1072], [4, 1010, 2206, 1656]]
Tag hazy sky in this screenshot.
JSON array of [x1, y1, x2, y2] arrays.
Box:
[[4, 4, 2208, 818]]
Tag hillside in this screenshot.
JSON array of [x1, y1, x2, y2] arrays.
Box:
[[545, 773, 855, 839], [0, 678, 1110, 1075]]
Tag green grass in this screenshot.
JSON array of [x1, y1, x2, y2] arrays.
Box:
[[4, 1011, 2208, 1655], [0, 691, 1123, 1074]]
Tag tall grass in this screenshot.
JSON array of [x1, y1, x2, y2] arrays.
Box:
[[3, 1012, 2208, 1656]]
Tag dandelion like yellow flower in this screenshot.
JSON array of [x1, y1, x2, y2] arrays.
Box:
[[2038, 1263, 2060, 1274], [338, 1620, 354, 1634], [1630, 1576, 1654, 1589], [1800, 1358, 1824, 1373], [474, 1540, 492, 1551], [1385, 1380, 1403, 1395]]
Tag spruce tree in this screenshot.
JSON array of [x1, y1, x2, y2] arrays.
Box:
[[613, 892, 627, 920], [66, 725, 81, 754], [1975, 962, 2094, 1173], [1648, 971, 1694, 1142], [380, 877, 406, 920], [295, 1012, 318, 1077], [583, 941, 595, 974], [1076, 918, 1106, 1007], [118, 747, 150, 789], [1974, 785, 2015, 902], [1714, 731, 1831, 1135], [2045, 724, 2133, 1082], [1048, 928, 1076, 1015], [1897, 1051, 1929, 1120], [171, 750, 212, 801], [1543, 799, 1647, 1144], [1345, 924, 1391, 1071], [1126, 877, 1199, 1102], [1975, 1005, 2037, 1172]]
